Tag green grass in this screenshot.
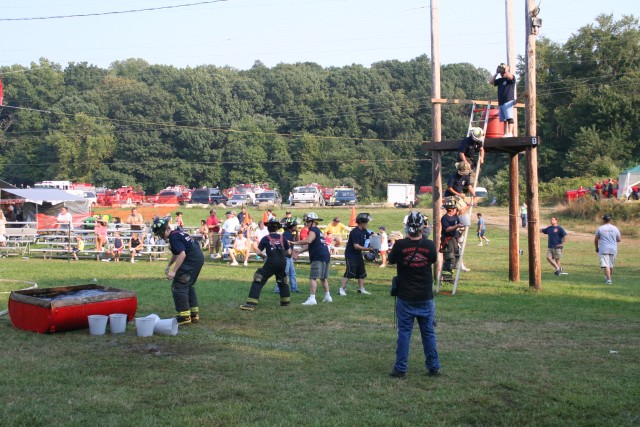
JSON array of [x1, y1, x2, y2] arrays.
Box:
[[1, 206, 639, 426]]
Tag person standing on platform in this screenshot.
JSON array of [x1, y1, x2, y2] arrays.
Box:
[[489, 63, 516, 137]]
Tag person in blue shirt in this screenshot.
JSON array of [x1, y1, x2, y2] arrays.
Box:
[[152, 216, 204, 325], [240, 218, 291, 311], [540, 216, 567, 276], [291, 213, 333, 306], [476, 213, 490, 246], [489, 63, 516, 137], [338, 213, 374, 296]]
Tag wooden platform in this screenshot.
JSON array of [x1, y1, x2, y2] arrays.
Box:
[[422, 136, 540, 155]]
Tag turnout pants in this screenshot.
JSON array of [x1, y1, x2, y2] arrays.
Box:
[[247, 260, 290, 306]]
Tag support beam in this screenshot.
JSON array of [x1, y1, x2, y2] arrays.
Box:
[[525, 0, 542, 290], [431, 0, 443, 279], [423, 136, 540, 153], [509, 153, 520, 281]]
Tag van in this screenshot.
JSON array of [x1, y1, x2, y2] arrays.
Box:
[[465, 186, 488, 205]]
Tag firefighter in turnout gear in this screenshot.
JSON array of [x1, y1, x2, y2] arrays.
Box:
[[240, 218, 292, 311], [152, 216, 205, 325]]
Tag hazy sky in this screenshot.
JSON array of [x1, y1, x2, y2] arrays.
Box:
[[1, 0, 638, 72]]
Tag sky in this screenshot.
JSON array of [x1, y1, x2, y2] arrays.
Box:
[[1, 0, 639, 72]]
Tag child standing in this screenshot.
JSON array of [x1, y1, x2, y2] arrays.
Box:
[[378, 226, 389, 267], [477, 213, 490, 246]]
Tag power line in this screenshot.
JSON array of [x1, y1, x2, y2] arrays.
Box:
[[0, 0, 229, 22]]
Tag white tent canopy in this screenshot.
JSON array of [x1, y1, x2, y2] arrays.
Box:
[[1, 188, 85, 205], [618, 165, 640, 199]]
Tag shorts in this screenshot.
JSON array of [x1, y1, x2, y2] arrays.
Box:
[[599, 254, 616, 269], [499, 100, 515, 122], [233, 249, 248, 259], [343, 256, 367, 279], [547, 248, 562, 260], [477, 230, 485, 238], [309, 260, 330, 280]]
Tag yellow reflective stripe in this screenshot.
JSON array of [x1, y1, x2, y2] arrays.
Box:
[[247, 298, 259, 304]]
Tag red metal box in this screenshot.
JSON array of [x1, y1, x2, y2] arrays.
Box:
[[9, 284, 137, 333]]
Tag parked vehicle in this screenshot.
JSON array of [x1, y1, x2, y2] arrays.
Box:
[[190, 187, 228, 205], [329, 188, 357, 206], [387, 183, 416, 208], [82, 191, 98, 206], [254, 191, 282, 205], [322, 188, 334, 202], [227, 193, 252, 207], [291, 186, 324, 206], [154, 189, 185, 204]]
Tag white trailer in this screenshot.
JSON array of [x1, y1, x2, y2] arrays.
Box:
[[387, 183, 416, 208]]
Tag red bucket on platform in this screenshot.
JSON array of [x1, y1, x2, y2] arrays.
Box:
[[481, 108, 504, 138]]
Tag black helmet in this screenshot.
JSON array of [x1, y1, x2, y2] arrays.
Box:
[[151, 216, 171, 237], [406, 212, 425, 235], [443, 197, 457, 211], [283, 217, 299, 229], [355, 213, 372, 224], [266, 217, 281, 232]]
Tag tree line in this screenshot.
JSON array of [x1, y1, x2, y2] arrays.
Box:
[[0, 14, 638, 201]]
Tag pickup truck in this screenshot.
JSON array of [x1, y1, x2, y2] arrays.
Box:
[[291, 186, 324, 206]]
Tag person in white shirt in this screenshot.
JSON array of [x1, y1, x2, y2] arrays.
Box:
[[56, 207, 73, 230], [221, 211, 240, 257], [594, 214, 622, 285], [229, 224, 251, 266]]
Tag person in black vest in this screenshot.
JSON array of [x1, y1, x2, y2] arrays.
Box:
[[388, 211, 440, 378], [240, 218, 291, 311], [152, 216, 205, 325], [440, 199, 465, 276]]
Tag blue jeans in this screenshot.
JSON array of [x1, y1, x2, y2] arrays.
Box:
[[286, 257, 298, 291], [394, 298, 440, 373]]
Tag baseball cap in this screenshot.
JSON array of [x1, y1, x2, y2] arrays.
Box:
[[603, 214, 612, 221], [226, 211, 232, 215], [333, 217, 340, 222], [379, 226, 386, 231]]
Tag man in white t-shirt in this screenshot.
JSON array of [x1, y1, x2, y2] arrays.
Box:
[[229, 224, 251, 266], [221, 211, 240, 255], [594, 214, 622, 285], [56, 207, 73, 230]]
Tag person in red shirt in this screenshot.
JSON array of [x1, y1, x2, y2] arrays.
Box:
[[205, 209, 221, 259]]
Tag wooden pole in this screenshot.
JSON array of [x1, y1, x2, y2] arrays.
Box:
[[525, 0, 541, 290], [431, 0, 443, 278], [506, 0, 519, 281]]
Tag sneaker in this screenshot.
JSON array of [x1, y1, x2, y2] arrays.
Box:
[[322, 294, 333, 303], [130, 259, 136, 263], [240, 303, 256, 311], [477, 243, 483, 246], [338, 287, 347, 296], [357, 288, 371, 295], [243, 261, 248, 266], [101, 258, 111, 262], [504, 133, 513, 137], [379, 264, 387, 268], [389, 368, 406, 379], [486, 239, 490, 244], [606, 279, 613, 285], [210, 254, 216, 259], [302, 297, 317, 306], [428, 369, 441, 377], [230, 261, 239, 266], [461, 266, 470, 272], [554, 269, 561, 276]]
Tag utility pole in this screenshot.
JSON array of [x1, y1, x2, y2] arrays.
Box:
[[430, 0, 443, 279], [506, 0, 520, 281], [525, 0, 542, 290]]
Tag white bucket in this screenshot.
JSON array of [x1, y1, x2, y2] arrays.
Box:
[[459, 214, 471, 227], [88, 315, 108, 336], [135, 317, 155, 337], [368, 235, 381, 250], [145, 313, 160, 326], [154, 318, 178, 336], [109, 313, 128, 334]]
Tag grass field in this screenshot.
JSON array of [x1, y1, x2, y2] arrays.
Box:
[[1, 206, 639, 426]]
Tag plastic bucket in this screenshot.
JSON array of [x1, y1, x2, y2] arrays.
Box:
[[135, 317, 155, 337], [109, 313, 128, 334], [145, 313, 160, 325], [459, 214, 471, 227], [154, 318, 178, 336], [88, 315, 108, 335], [368, 235, 381, 250]]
